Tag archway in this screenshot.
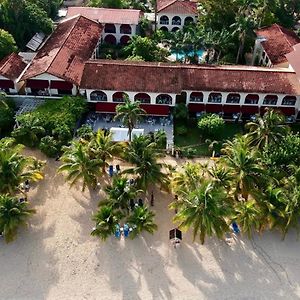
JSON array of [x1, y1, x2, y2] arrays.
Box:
[[112, 92, 128, 102], [171, 27, 180, 32], [190, 92, 203, 102], [172, 16, 181, 25], [156, 94, 172, 105], [282, 95, 296, 106], [160, 15, 169, 25], [90, 91, 107, 102], [120, 35, 131, 45], [160, 26, 168, 32], [104, 34, 117, 45], [104, 24, 116, 33], [245, 94, 259, 104], [263, 95, 278, 105], [226, 93, 241, 104], [184, 16, 194, 26], [208, 92, 222, 103], [120, 24, 132, 34], [134, 93, 151, 104]]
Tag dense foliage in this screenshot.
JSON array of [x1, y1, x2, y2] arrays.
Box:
[[12, 96, 86, 156], [0, 98, 15, 136], [197, 114, 225, 139], [0, 29, 17, 60]]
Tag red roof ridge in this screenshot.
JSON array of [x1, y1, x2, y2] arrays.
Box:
[[69, 6, 141, 13], [157, 0, 177, 12], [275, 23, 300, 50]]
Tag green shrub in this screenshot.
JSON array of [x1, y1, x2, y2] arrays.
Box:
[[173, 103, 188, 121], [77, 124, 94, 141], [182, 147, 197, 158], [39, 136, 59, 157], [197, 114, 225, 140], [0, 100, 15, 136], [176, 125, 188, 136]]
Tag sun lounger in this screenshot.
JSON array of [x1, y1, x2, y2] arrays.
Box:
[[123, 224, 129, 238], [109, 165, 114, 177], [115, 224, 121, 238], [232, 222, 240, 234]]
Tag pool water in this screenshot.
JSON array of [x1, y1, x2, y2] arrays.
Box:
[[172, 49, 205, 61]]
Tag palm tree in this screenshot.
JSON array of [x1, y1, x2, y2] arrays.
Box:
[[124, 135, 169, 190], [0, 143, 44, 195], [0, 194, 36, 243], [171, 180, 231, 244], [91, 205, 123, 241], [232, 200, 262, 238], [101, 176, 142, 213], [89, 129, 121, 172], [58, 141, 103, 191], [208, 164, 233, 191], [127, 206, 157, 238], [114, 97, 146, 142], [222, 135, 265, 200], [246, 108, 289, 149]]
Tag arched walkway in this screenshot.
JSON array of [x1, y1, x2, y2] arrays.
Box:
[[120, 24, 132, 34], [184, 17, 194, 26], [208, 92, 222, 103], [104, 35, 117, 45], [171, 27, 180, 32], [160, 26, 168, 32], [263, 95, 278, 105], [134, 93, 151, 104], [90, 91, 107, 102], [190, 92, 203, 102], [282, 96, 296, 106], [172, 16, 181, 25], [112, 92, 128, 102], [104, 24, 116, 33], [120, 35, 131, 45], [156, 94, 172, 105], [226, 93, 241, 104], [160, 15, 169, 25], [245, 94, 259, 104]]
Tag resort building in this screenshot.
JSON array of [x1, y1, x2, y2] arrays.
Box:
[[0, 53, 27, 94], [252, 23, 300, 67], [66, 7, 142, 45], [18, 15, 102, 97], [156, 0, 197, 32]]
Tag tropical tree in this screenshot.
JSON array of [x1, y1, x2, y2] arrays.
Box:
[[0, 29, 17, 60], [58, 141, 103, 191], [114, 97, 146, 142], [0, 141, 44, 195], [246, 108, 289, 149], [127, 206, 157, 238], [171, 180, 231, 244], [0, 194, 36, 243], [124, 134, 169, 190], [101, 176, 142, 213], [91, 205, 123, 241], [89, 129, 121, 172], [221, 135, 265, 200]]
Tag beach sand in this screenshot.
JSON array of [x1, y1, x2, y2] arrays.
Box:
[[0, 150, 300, 300]]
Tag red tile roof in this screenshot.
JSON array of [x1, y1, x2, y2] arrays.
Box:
[[80, 60, 300, 95], [0, 53, 27, 81], [157, 0, 197, 14], [255, 24, 300, 65], [67, 7, 142, 25], [20, 15, 102, 85]]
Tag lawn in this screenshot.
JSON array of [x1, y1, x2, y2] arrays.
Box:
[[174, 118, 244, 157]]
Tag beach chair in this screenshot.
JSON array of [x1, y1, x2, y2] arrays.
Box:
[[109, 165, 114, 177], [232, 222, 240, 234], [115, 224, 121, 238], [123, 224, 129, 238]]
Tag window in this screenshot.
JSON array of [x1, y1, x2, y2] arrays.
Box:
[[245, 94, 259, 104], [190, 92, 203, 102], [156, 94, 172, 105], [263, 95, 278, 105], [282, 96, 296, 106], [160, 16, 169, 25], [104, 24, 116, 34], [226, 93, 240, 104], [90, 91, 108, 102], [208, 92, 222, 103], [172, 16, 181, 26]]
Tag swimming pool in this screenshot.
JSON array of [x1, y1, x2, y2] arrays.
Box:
[[171, 49, 205, 61]]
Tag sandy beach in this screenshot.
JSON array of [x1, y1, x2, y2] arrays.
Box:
[[0, 150, 300, 300]]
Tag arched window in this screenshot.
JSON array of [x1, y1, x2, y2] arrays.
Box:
[[282, 96, 296, 106], [90, 91, 107, 102], [120, 35, 130, 45], [245, 94, 259, 104], [226, 93, 240, 104], [160, 26, 168, 32], [134, 93, 151, 104], [171, 27, 179, 32], [104, 35, 117, 45], [160, 16, 169, 25], [184, 17, 194, 26], [208, 92, 222, 103], [113, 92, 128, 102], [263, 95, 278, 105], [172, 16, 181, 25], [120, 24, 132, 34], [104, 24, 116, 34], [156, 94, 172, 105], [190, 92, 203, 102]]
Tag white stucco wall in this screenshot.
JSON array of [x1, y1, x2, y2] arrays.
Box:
[[157, 13, 196, 31], [102, 24, 137, 44]]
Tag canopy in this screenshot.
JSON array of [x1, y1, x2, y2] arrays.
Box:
[[110, 127, 144, 142]]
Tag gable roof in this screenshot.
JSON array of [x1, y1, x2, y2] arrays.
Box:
[[0, 53, 27, 81], [157, 0, 197, 14], [20, 15, 102, 85], [80, 60, 300, 96], [255, 24, 300, 65], [67, 7, 142, 25]]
